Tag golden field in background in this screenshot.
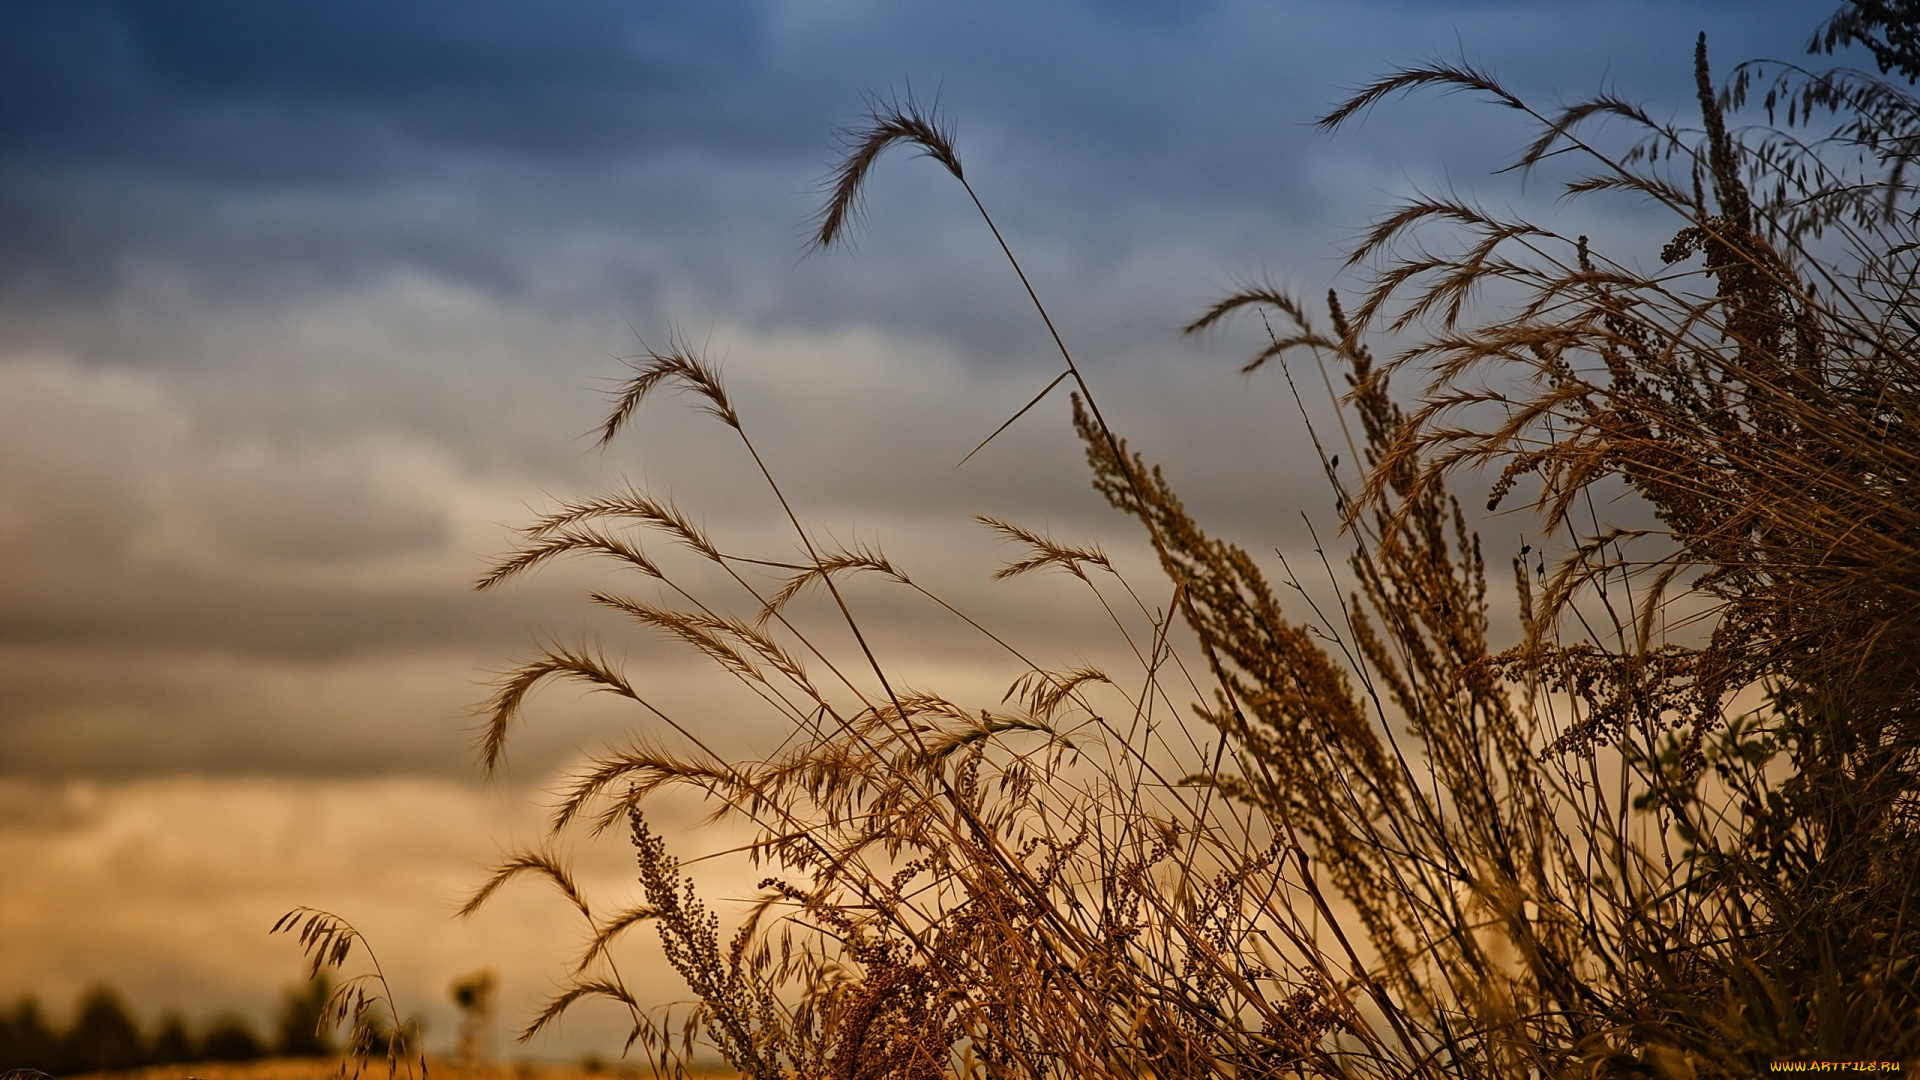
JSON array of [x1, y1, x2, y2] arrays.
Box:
[[64, 1059, 740, 1080]]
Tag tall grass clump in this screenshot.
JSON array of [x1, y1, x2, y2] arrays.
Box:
[[469, 15, 1919, 1079]]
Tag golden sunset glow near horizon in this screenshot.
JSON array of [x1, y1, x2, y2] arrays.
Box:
[[1, 0, 1820, 1062]]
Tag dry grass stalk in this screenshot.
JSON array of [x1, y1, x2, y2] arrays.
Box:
[[270, 910, 427, 1080]]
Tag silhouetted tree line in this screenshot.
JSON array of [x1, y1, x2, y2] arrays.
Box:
[[0, 980, 331, 1074]]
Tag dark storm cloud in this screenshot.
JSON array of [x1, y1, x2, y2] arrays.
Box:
[[0, 0, 782, 304], [0, 0, 1818, 312], [0, 0, 770, 169]]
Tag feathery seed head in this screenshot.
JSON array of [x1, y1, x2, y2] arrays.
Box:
[[815, 96, 963, 250]]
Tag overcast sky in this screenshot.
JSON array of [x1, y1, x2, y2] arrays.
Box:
[[0, 0, 1829, 1059]]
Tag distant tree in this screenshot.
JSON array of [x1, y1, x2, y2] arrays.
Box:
[[0, 999, 61, 1072], [198, 1015, 264, 1062], [147, 1012, 195, 1064], [274, 977, 333, 1057], [59, 987, 144, 1073]]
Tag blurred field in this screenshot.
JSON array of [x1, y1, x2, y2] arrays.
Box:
[[65, 1059, 739, 1080]]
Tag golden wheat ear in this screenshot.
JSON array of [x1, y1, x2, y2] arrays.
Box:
[[599, 338, 739, 448], [976, 515, 1112, 581], [459, 847, 592, 921], [814, 95, 962, 249], [1181, 283, 1347, 374], [1318, 60, 1523, 133]]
